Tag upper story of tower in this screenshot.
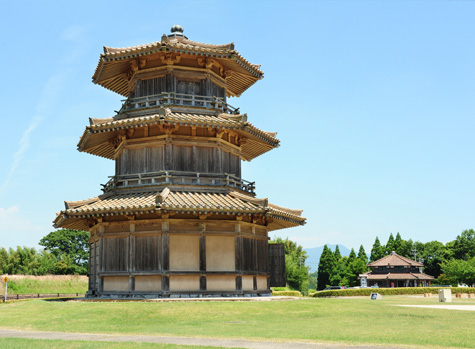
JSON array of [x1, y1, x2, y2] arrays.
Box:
[[92, 25, 263, 116]]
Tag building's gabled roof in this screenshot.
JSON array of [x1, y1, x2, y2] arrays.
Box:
[[92, 32, 263, 97], [54, 188, 306, 232], [368, 251, 423, 268], [78, 109, 279, 161]]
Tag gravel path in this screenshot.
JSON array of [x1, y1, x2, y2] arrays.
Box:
[[398, 304, 475, 311]]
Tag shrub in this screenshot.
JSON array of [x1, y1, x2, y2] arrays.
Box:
[[312, 287, 475, 297], [272, 290, 301, 297]]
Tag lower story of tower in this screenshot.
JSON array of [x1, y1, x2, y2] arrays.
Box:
[[88, 218, 273, 298]]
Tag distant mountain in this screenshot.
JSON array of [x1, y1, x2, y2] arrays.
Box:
[[304, 244, 351, 272]]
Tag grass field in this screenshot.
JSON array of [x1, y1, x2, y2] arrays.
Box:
[[1, 296, 475, 348]]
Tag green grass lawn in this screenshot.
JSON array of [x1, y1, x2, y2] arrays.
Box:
[[0, 338, 222, 349], [1, 296, 474, 348]]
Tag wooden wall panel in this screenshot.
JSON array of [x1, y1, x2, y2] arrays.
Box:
[[268, 243, 286, 287], [148, 147, 165, 172], [135, 236, 161, 271], [242, 238, 256, 272], [257, 240, 268, 273], [103, 237, 127, 272]]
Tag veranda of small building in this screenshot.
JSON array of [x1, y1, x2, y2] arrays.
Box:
[[363, 273, 433, 288]]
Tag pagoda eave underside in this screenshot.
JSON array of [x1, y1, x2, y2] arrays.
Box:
[[94, 52, 261, 98], [54, 189, 305, 232], [78, 113, 279, 161]]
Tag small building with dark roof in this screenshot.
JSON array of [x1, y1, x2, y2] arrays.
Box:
[[359, 251, 434, 288]]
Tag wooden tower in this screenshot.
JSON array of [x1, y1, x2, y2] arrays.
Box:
[[54, 26, 306, 298]]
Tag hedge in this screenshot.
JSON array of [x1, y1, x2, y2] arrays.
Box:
[[313, 287, 475, 298], [272, 290, 302, 297]]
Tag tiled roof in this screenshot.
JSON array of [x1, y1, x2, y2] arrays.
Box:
[[54, 188, 305, 231], [360, 272, 434, 280], [368, 252, 423, 267], [78, 110, 279, 161], [92, 35, 263, 97]]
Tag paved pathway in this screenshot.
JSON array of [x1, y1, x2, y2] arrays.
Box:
[[398, 304, 475, 311], [0, 329, 406, 348]]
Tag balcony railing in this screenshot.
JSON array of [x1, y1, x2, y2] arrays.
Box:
[[102, 170, 255, 194], [118, 93, 239, 115]]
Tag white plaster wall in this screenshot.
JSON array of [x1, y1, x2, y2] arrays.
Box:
[[206, 236, 235, 271], [135, 276, 162, 291], [169, 275, 200, 291], [169, 235, 199, 271], [206, 275, 236, 291], [103, 276, 129, 291]]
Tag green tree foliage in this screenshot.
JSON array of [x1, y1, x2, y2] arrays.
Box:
[[0, 247, 56, 275], [270, 238, 309, 292], [39, 229, 89, 274], [441, 257, 475, 286], [317, 245, 335, 290], [453, 229, 475, 261], [385, 233, 395, 255], [394, 232, 403, 254], [357, 245, 368, 264], [418, 241, 450, 278], [370, 237, 385, 262]]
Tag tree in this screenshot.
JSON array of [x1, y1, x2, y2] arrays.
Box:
[[419, 241, 449, 278], [370, 237, 385, 262], [453, 229, 475, 261], [334, 245, 342, 260], [394, 232, 403, 254], [441, 257, 475, 286], [385, 233, 395, 255], [317, 245, 335, 290], [270, 237, 309, 292], [357, 245, 368, 264], [39, 229, 89, 274], [397, 239, 414, 259]]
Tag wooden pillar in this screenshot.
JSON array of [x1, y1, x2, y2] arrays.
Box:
[[200, 276, 206, 291], [162, 221, 169, 293], [199, 235, 206, 271]]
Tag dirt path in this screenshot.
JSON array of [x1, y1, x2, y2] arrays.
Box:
[[0, 328, 406, 348]]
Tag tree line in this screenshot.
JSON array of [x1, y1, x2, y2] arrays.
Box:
[[2, 228, 474, 290], [0, 229, 89, 275], [312, 229, 475, 290]]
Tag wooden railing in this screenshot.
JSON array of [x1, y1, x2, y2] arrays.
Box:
[[102, 171, 255, 194], [3, 293, 83, 301], [119, 93, 239, 114]]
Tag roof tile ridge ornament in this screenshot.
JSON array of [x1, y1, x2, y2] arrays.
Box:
[[267, 203, 304, 217], [158, 106, 172, 118], [228, 190, 268, 207], [156, 187, 171, 206]]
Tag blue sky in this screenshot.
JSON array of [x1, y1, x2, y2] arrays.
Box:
[[1, 1, 474, 253]]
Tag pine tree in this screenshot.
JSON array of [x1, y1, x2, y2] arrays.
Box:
[[358, 245, 368, 264], [386, 233, 395, 255], [334, 245, 342, 260], [348, 248, 356, 263], [317, 245, 335, 290], [370, 237, 386, 262], [394, 232, 403, 254]]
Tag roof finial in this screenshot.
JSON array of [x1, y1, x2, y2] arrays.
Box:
[[171, 25, 184, 34], [168, 25, 187, 39]]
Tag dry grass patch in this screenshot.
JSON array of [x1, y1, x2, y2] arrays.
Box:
[[0, 275, 88, 294]]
